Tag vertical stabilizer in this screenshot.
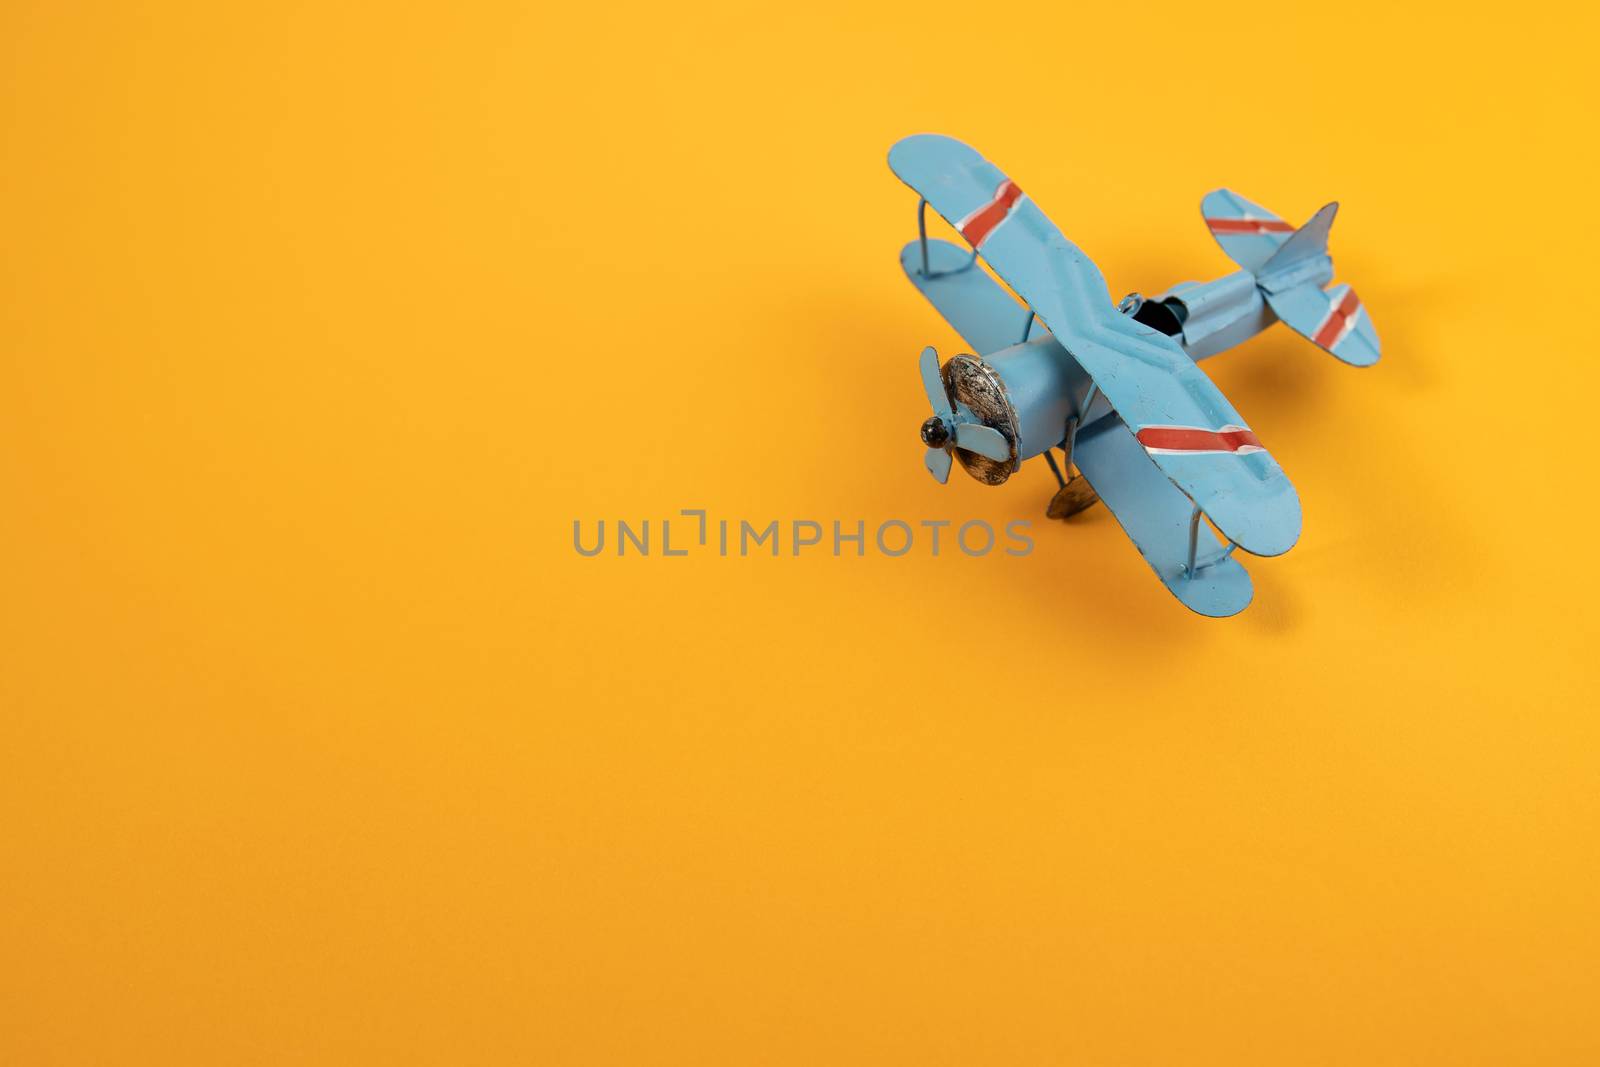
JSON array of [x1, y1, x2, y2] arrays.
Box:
[[1257, 202, 1338, 280]]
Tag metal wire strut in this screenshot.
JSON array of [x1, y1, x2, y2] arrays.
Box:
[[1065, 383, 1100, 461], [917, 199, 978, 278], [1060, 416, 1079, 472], [1046, 397, 1095, 495], [918, 198, 931, 276], [1042, 448, 1066, 490], [1186, 505, 1203, 577], [1183, 504, 1239, 579], [1079, 383, 1100, 426]]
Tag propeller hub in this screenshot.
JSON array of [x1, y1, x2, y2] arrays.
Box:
[[920, 416, 950, 449]]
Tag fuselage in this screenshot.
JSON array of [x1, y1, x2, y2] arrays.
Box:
[[956, 261, 1333, 478]]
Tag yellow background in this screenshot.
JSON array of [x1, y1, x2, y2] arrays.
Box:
[[3, 1, 1597, 1063]]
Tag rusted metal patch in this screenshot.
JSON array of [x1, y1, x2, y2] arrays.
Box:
[[1046, 471, 1100, 520]]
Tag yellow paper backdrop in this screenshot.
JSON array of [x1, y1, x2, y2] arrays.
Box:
[[2, 2, 1597, 1063]]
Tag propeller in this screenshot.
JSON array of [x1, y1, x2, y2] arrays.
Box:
[[918, 346, 1010, 483]]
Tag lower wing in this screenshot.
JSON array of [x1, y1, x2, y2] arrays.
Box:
[[1074, 413, 1254, 618], [898, 238, 1034, 356]]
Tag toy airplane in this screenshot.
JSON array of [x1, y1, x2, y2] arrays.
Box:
[[891, 134, 1378, 617]]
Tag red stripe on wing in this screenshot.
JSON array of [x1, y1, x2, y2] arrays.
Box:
[[1312, 289, 1362, 349], [1205, 217, 1295, 235], [1135, 425, 1263, 454], [958, 179, 1024, 249]]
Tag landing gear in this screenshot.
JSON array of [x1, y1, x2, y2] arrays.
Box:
[[1046, 464, 1099, 519], [1043, 409, 1100, 520]]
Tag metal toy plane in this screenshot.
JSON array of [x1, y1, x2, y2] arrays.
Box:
[[891, 134, 1378, 617]]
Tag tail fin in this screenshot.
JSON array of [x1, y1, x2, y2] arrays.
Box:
[[1258, 202, 1337, 276], [1202, 190, 1380, 367]]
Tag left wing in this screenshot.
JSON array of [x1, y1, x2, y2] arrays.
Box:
[[888, 134, 1301, 557]]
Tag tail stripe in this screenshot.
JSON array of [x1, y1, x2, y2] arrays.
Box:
[[1312, 289, 1362, 348], [1204, 216, 1294, 235]]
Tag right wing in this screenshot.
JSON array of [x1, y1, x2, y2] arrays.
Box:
[[888, 134, 1301, 557], [1073, 412, 1253, 618], [1201, 189, 1296, 272]]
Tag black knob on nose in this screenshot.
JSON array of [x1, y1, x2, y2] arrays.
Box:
[[920, 416, 950, 449]]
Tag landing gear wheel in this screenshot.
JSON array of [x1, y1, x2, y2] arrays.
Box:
[[1047, 472, 1099, 520]]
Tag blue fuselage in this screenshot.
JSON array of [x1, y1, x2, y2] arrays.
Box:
[[972, 261, 1333, 464]]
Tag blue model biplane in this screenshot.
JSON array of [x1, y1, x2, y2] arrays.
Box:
[[891, 134, 1379, 617]]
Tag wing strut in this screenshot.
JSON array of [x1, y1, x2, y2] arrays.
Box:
[[1184, 505, 1238, 577], [917, 198, 978, 279]]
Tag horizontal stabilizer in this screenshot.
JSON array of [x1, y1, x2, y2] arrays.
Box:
[[1265, 282, 1380, 367], [1201, 189, 1296, 272]]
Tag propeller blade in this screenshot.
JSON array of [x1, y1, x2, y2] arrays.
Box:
[[953, 423, 1010, 462], [924, 447, 952, 483], [919, 346, 951, 418]]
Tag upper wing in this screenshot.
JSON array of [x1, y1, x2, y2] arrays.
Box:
[[1201, 189, 1296, 272], [1265, 282, 1380, 367], [1073, 412, 1253, 617], [888, 134, 1301, 557]]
